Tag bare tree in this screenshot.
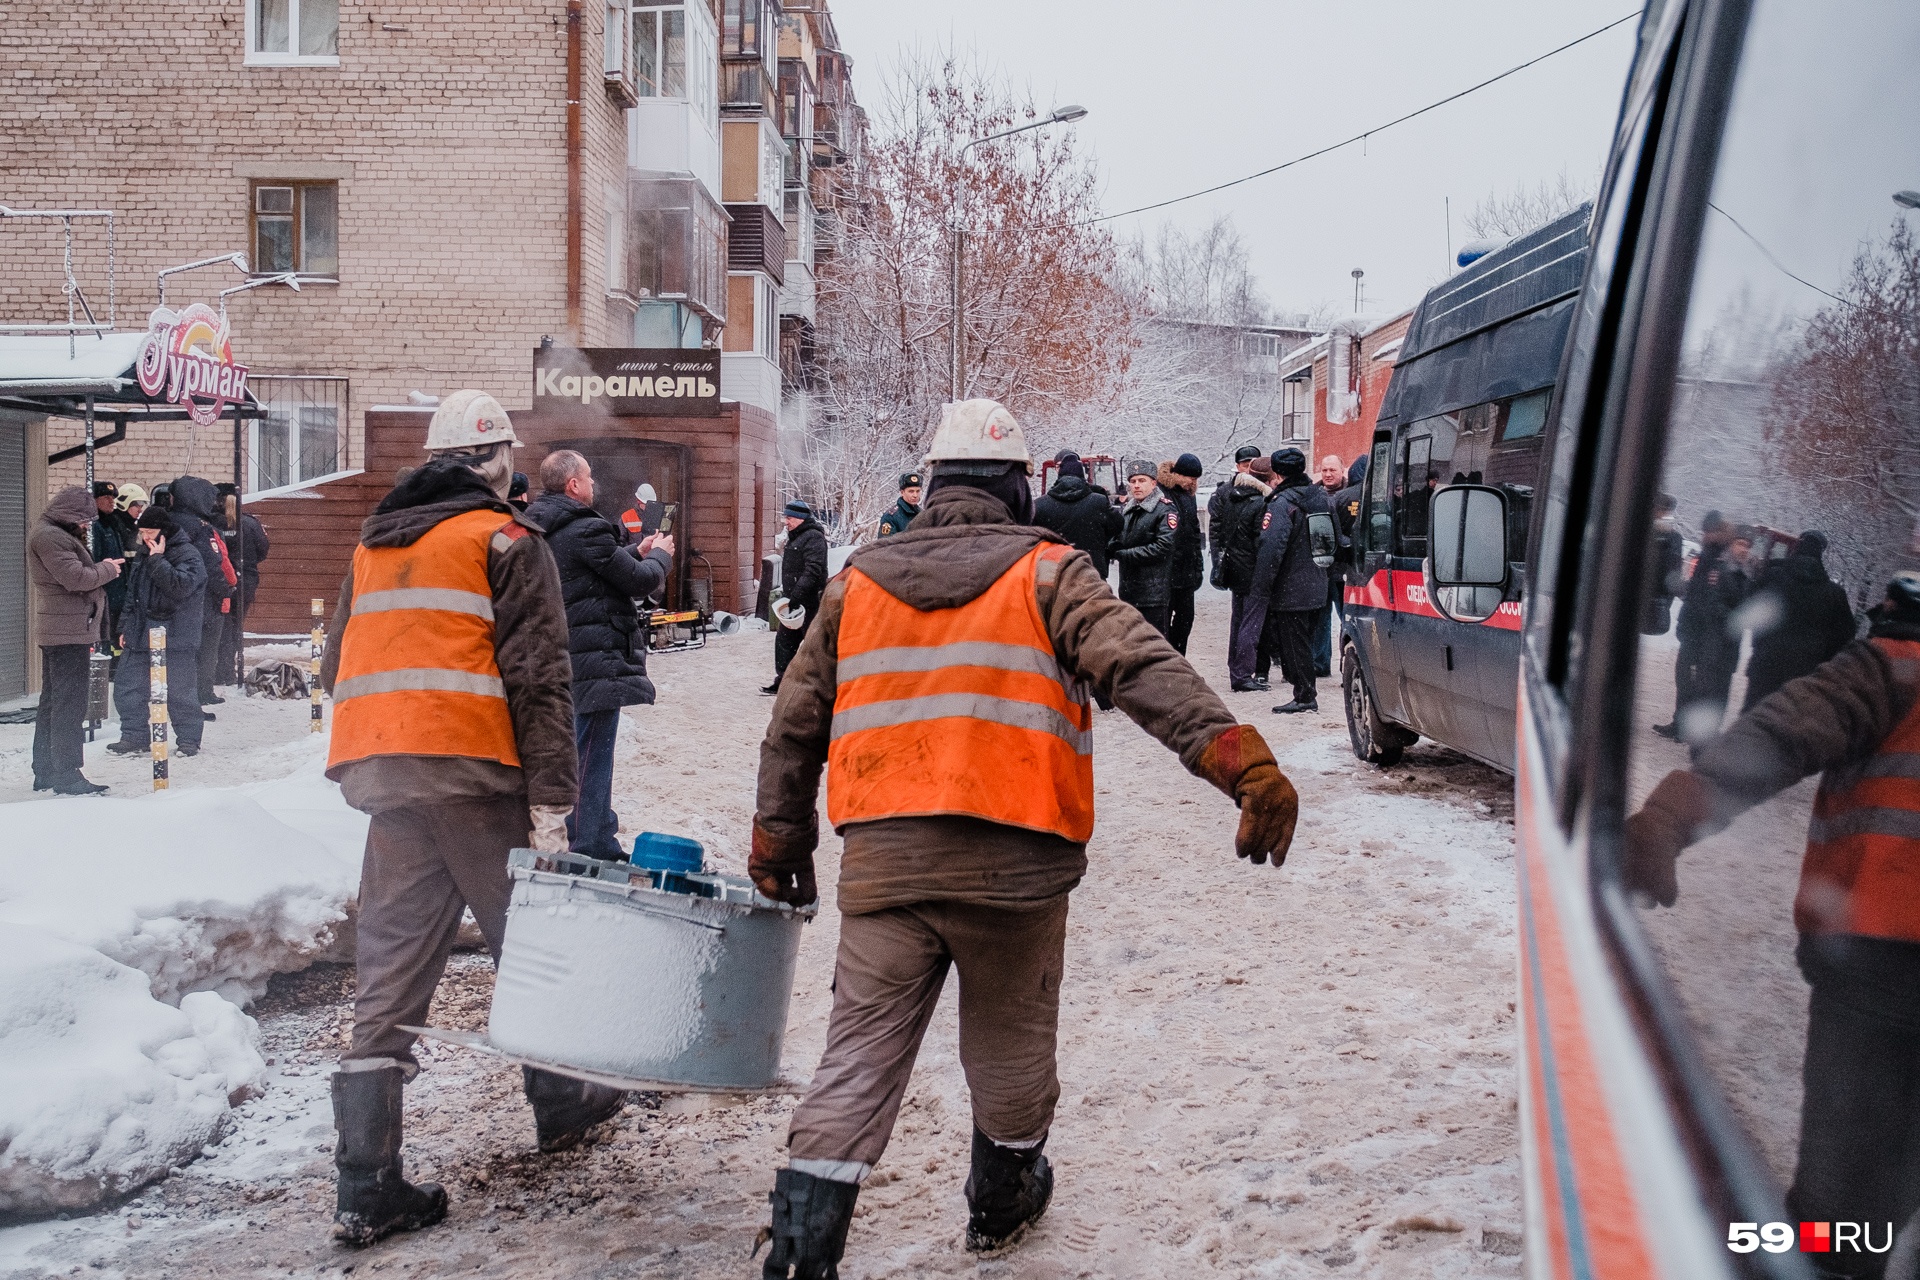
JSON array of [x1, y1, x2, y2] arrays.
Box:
[[1463, 170, 1596, 240], [790, 51, 1133, 541]]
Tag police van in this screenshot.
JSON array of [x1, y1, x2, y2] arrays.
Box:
[[1339, 205, 1590, 770]]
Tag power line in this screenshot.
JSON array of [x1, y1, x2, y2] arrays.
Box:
[[1086, 10, 1645, 226], [1707, 201, 1851, 307]]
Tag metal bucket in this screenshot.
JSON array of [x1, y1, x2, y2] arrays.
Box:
[[488, 852, 814, 1089]]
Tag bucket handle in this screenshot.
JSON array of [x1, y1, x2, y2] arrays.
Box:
[[554, 877, 727, 934]]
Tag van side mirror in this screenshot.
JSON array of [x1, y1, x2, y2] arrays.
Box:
[[1425, 484, 1509, 623]]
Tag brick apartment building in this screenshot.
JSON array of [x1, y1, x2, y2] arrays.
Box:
[[1276, 309, 1417, 474], [0, 0, 862, 698]]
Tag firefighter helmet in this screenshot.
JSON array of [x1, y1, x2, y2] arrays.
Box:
[[425, 390, 519, 452], [923, 399, 1033, 475]]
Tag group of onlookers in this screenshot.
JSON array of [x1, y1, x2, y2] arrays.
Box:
[[1643, 497, 1857, 747], [27, 477, 268, 794]]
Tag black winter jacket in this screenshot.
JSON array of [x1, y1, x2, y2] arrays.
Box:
[[92, 509, 136, 615], [1213, 472, 1272, 595], [168, 476, 233, 610], [782, 518, 830, 620], [223, 513, 271, 604], [1741, 549, 1856, 710], [525, 494, 671, 714], [1677, 542, 1748, 657], [1249, 475, 1332, 614], [1034, 476, 1122, 579], [120, 525, 207, 653], [1156, 465, 1204, 592], [1110, 492, 1175, 609]]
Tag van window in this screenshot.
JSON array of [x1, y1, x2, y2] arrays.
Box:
[[1498, 390, 1548, 441], [1609, 0, 1919, 1230], [1364, 439, 1391, 552], [1394, 432, 1434, 556]]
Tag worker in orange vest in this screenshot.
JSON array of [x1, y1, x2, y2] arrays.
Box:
[[749, 399, 1301, 1277], [320, 390, 616, 1247], [1625, 571, 1920, 1271], [619, 481, 656, 542]]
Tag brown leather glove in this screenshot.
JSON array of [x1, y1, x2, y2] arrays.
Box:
[[1196, 724, 1300, 866], [749, 819, 819, 906], [1622, 770, 1714, 908]]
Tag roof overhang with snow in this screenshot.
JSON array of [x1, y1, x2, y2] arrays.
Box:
[[0, 332, 263, 421]]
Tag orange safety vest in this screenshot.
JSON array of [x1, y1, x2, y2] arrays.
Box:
[[1798, 637, 1920, 941], [327, 508, 523, 772], [827, 543, 1095, 842], [620, 508, 644, 538]]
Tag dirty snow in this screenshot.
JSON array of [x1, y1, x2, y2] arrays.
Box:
[[0, 589, 1524, 1275]]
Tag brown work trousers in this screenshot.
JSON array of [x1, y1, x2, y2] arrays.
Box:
[[346, 793, 529, 1068], [787, 896, 1069, 1165]]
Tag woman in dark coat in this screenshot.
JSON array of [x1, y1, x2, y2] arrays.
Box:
[[527, 454, 672, 860]]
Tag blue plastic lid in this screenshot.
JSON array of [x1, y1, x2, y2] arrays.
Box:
[[631, 831, 704, 874]]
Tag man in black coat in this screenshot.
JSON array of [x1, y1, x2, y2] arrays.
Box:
[[91, 482, 137, 652], [1033, 456, 1121, 580], [1157, 455, 1206, 655], [766, 499, 829, 695], [167, 476, 234, 713], [526, 451, 674, 860], [107, 506, 209, 757], [1239, 449, 1333, 714], [1656, 510, 1749, 744], [1641, 493, 1685, 636], [1109, 460, 1176, 636], [1741, 531, 1856, 710]]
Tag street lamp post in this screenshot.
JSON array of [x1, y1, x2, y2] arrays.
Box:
[[950, 104, 1088, 402]]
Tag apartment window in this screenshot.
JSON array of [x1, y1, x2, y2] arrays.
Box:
[[604, 0, 637, 107], [251, 182, 339, 277], [250, 377, 348, 492], [634, 5, 687, 97], [722, 0, 768, 57], [247, 0, 339, 64]]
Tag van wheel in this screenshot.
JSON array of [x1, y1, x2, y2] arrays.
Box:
[[1343, 646, 1412, 767]]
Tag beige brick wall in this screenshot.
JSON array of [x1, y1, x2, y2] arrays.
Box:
[[3, 1, 637, 494]]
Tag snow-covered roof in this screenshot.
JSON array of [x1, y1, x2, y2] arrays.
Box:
[[0, 331, 147, 395]]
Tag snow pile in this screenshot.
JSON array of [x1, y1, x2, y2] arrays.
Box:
[[0, 785, 358, 1005], [0, 924, 266, 1217]]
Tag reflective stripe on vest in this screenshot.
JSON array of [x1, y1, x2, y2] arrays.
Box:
[[1799, 637, 1920, 941], [827, 543, 1094, 841], [327, 508, 520, 771]]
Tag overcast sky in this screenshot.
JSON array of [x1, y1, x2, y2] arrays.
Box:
[[828, 0, 1643, 320]]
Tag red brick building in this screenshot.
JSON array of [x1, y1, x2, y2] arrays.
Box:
[[1277, 309, 1415, 473]]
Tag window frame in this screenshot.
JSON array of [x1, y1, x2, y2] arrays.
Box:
[[248, 375, 350, 494], [244, 0, 340, 67], [249, 180, 340, 280]]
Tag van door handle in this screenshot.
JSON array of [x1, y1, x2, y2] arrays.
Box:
[[1444, 644, 1454, 672]]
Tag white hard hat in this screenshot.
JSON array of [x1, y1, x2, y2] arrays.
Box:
[[634, 483, 657, 503], [425, 389, 519, 451], [771, 598, 808, 630], [923, 399, 1033, 475]]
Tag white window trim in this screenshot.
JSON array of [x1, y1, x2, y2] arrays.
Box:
[[244, 0, 341, 67]]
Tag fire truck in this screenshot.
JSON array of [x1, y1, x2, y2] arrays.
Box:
[[1440, 1, 1920, 1276]]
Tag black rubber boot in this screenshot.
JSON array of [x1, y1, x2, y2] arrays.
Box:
[[331, 1065, 448, 1247], [758, 1167, 859, 1279], [964, 1127, 1053, 1253], [522, 1066, 626, 1153]]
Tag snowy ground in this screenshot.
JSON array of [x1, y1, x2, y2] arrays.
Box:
[[0, 587, 1524, 1277]]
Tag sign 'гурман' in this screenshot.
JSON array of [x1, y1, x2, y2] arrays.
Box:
[[533, 347, 722, 417]]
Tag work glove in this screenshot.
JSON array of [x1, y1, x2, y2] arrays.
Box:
[[1195, 723, 1299, 866], [528, 805, 572, 855], [1622, 770, 1714, 908], [749, 819, 819, 906]]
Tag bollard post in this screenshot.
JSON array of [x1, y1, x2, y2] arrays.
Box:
[[149, 625, 169, 791], [310, 599, 325, 733]]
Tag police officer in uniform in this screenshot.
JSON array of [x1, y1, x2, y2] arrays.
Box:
[[876, 471, 923, 538], [749, 399, 1302, 1277]]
